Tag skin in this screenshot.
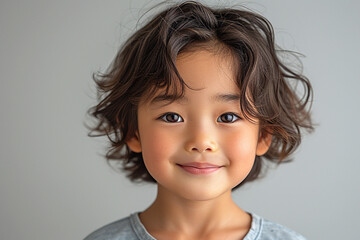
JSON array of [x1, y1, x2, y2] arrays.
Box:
[[126, 49, 272, 240]]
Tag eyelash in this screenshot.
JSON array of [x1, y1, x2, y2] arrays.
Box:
[[159, 112, 184, 123], [158, 112, 241, 123], [217, 113, 241, 123]]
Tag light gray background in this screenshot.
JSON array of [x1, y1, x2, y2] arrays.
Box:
[[1, 0, 359, 239]]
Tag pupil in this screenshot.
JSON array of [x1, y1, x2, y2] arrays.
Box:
[[223, 114, 232, 122], [167, 114, 178, 122]]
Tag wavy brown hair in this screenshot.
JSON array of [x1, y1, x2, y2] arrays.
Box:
[[87, 1, 313, 189]]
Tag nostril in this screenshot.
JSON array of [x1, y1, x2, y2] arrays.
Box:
[[191, 147, 212, 152], [186, 141, 218, 153]]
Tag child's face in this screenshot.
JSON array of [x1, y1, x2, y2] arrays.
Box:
[[127, 49, 271, 201]]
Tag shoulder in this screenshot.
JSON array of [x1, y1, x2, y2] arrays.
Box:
[[84, 213, 151, 240], [245, 213, 307, 240], [83, 215, 133, 240]]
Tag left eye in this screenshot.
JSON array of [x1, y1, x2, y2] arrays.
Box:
[[217, 113, 241, 123], [159, 112, 183, 123]]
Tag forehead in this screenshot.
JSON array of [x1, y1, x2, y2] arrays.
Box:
[[176, 49, 237, 89], [141, 49, 240, 105]]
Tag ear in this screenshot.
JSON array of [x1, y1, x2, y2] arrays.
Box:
[[256, 129, 272, 156], [125, 131, 142, 153]]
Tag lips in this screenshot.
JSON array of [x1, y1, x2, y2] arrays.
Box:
[[177, 162, 222, 175]]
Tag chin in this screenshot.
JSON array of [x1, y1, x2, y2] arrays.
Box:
[[176, 184, 232, 202]]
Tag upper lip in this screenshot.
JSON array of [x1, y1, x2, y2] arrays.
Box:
[[177, 162, 222, 168]]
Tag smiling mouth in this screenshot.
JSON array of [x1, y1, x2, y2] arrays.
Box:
[[176, 162, 222, 175]]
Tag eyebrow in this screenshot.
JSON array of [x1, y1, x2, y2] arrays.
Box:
[[150, 94, 188, 105], [212, 93, 241, 103], [150, 93, 241, 105]]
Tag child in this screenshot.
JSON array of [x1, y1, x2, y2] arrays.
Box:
[[85, 1, 313, 239]]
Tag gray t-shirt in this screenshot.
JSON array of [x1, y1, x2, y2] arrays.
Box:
[[84, 212, 306, 240]]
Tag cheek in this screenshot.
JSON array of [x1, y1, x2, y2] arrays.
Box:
[[139, 126, 177, 172], [225, 128, 258, 157], [222, 128, 259, 177]]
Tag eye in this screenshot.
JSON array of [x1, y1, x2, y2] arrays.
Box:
[[159, 112, 183, 123], [217, 112, 241, 123]]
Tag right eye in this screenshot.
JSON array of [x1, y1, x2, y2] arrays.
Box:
[[159, 112, 183, 123]]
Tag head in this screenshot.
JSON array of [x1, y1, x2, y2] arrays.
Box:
[[88, 1, 313, 190]]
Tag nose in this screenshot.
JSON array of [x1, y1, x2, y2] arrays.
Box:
[[184, 128, 218, 153]]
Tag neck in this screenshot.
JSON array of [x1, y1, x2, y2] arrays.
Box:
[[139, 184, 250, 237]]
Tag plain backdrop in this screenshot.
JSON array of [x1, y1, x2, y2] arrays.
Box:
[[1, 0, 359, 239]]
